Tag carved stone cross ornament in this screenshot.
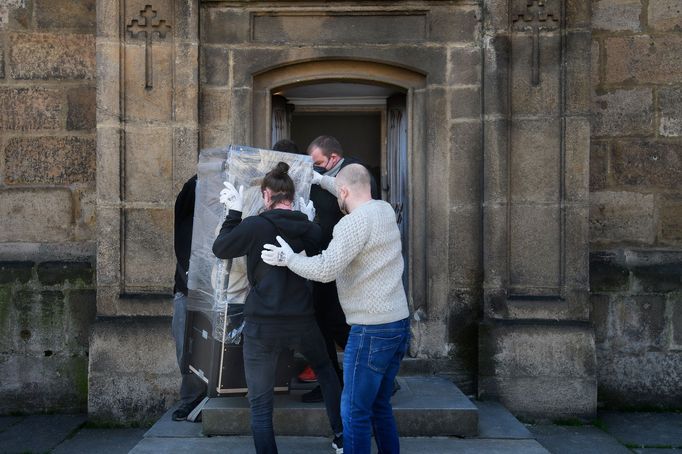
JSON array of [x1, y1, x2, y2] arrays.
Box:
[[512, 0, 560, 86], [127, 5, 171, 89]]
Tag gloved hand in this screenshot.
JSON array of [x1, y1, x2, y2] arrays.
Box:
[[311, 170, 323, 185], [261, 235, 294, 267], [299, 197, 316, 222], [219, 182, 244, 212]]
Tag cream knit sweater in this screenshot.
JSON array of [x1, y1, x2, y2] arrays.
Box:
[[287, 198, 410, 326]]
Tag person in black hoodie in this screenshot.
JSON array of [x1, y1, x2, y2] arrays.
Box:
[[171, 175, 207, 421], [212, 162, 343, 454]]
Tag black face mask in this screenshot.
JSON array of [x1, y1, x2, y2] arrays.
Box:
[[313, 166, 327, 174]]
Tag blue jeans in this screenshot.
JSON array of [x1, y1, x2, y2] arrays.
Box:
[[172, 292, 207, 405], [243, 322, 343, 454], [342, 318, 410, 454]]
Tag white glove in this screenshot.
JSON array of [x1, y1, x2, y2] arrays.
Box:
[[219, 182, 244, 212], [261, 235, 294, 267], [299, 197, 316, 222], [311, 171, 323, 185]]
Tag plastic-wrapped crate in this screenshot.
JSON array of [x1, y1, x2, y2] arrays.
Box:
[[187, 145, 314, 342]]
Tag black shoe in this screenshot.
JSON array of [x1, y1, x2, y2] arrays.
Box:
[[391, 378, 401, 396], [172, 397, 204, 421], [302, 385, 324, 403], [332, 434, 343, 454]]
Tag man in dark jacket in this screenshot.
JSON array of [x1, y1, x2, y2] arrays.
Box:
[[301, 135, 379, 403], [212, 162, 343, 454], [171, 175, 207, 421]]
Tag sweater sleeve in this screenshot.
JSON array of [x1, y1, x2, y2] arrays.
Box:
[[212, 210, 253, 259], [287, 211, 368, 283], [319, 175, 338, 197]]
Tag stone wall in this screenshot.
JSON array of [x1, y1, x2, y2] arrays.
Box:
[[0, 0, 97, 413], [590, 0, 682, 409]]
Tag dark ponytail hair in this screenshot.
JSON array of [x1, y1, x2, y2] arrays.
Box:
[[261, 161, 295, 208]]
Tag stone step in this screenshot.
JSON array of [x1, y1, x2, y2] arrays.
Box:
[[202, 375, 478, 437]]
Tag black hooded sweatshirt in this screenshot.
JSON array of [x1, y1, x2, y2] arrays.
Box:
[[212, 208, 322, 335]]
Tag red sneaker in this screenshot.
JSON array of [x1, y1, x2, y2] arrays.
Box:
[[297, 365, 318, 383]]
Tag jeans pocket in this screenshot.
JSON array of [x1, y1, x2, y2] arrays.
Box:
[[368, 333, 403, 374]]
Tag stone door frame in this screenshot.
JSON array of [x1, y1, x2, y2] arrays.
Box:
[[249, 60, 426, 309]]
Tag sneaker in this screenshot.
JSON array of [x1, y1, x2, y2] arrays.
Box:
[[332, 434, 343, 454], [301, 385, 324, 403], [297, 365, 318, 383]]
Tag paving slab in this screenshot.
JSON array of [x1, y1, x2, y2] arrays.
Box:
[[131, 435, 549, 453], [634, 450, 682, 453], [529, 424, 632, 454], [203, 376, 478, 437], [144, 403, 204, 438], [475, 400, 534, 439], [51, 428, 146, 454], [0, 414, 86, 454], [0, 416, 23, 433], [600, 412, 682, 448]]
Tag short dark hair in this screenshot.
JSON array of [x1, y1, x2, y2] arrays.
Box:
[[261, 161, 295, 206], [307, 135, 344, 158], [272, 139, 300, 154]]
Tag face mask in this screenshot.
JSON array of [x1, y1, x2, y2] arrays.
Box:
[[313, 166, 327, 174]]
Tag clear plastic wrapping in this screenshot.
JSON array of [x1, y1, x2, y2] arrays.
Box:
[[187, 145, 314, 341]]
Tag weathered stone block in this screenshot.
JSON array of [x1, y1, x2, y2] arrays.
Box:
[[124, 128, 173, 203], [5, 137, 96, 185], [590, 294, 610, 344], [34, 0, 96, 31], [74, 188, 96, 241], [201, 46, 229, 86], [200, 88, 230, 126], [596, 351, 682, 408], [0, 261, 34, 284], [64, 289, 96, 349], [592, 40, 600, 88], [201, 8, 251, 44], [88, 317, 179, 423], [564, 116, 590, 203], [592, 88, 653, 137], [659, 86, 682, 137], [123, 43, 172, 121], [11, 289, 66, 353], [510, 205, 561, 291], [253, 12, 428, 44], [483, 36, 510, 117], [611, 140, 682, 190], [37, 261, 93, 286], [613, 295, 667, 350], [429, 6, 479, 43], [566, 32, 591, 115], [448, 207, 482, 287], [174, 42, 199, 123], [478, 321, 597, 418], [632, 264, 682, 294], [96, 127, 121, 202], [590, 141, 609, 191], [0, 47, 4, 79], [0, 188, 72, 242], [660, 195, 682, 244], [67, 86, 96, 130], [590, 252, 630, 292], [9, 32, 95, 79], [451, 87, 481, 119], [175, 0, 198, 41], [589, 191, 655, 244], [173, 128, 199, 195], [450, 121, 482, 205], [96, 41, 121, 123], [592, 0, 641, 31], [510, 119, 560, 203], [450, 46, 481, 86], [648, 0, 682, 32], [123, 209, 174, 292], [566, 0, 592, 29], [511, 33, 561, 116], [0, 87, 61, 130], [673, 296, 682, 347], [605, 35, 682, 85]]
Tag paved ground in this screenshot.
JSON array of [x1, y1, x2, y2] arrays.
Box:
[[2, 408, 681, 453]]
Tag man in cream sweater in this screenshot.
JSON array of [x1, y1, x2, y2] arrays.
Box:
[[262, 164, 410, 454]]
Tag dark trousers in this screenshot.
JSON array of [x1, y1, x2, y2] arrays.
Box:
[[313, 281, 350, 381], [243, 322, 343, 454]]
